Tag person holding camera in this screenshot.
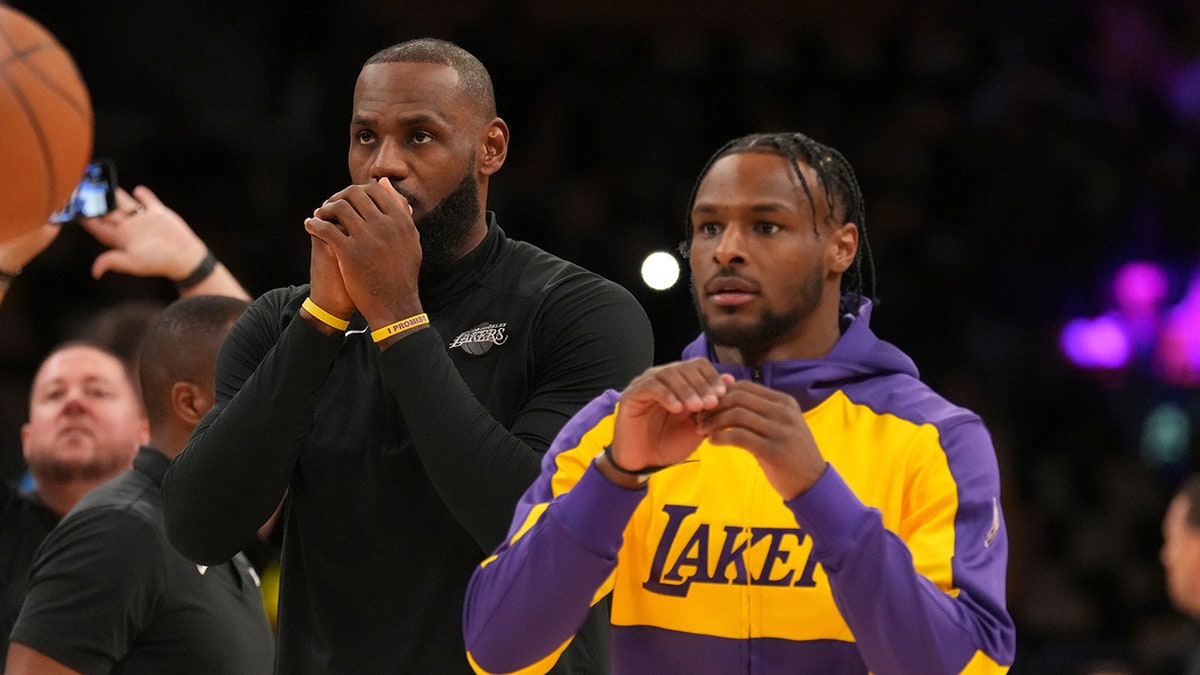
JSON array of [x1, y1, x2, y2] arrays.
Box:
[[0, 183, 249, 306]]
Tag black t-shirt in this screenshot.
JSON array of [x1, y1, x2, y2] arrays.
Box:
[[163, 218, 654, 672], [0, 479, 59, 666], [11, 447, 275, 674]]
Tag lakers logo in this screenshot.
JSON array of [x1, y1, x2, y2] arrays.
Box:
[[449, 322, 509, 355]]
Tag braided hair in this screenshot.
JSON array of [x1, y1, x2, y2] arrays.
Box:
[[681, 132, 877, 316]]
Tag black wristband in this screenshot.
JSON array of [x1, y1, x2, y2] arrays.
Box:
[[602, 443, 674, 478], [175, 250, 217, 291]]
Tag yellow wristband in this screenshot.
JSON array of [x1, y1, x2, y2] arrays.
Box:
[[370, 313, 429, 342], [302, 297, 350, 331]]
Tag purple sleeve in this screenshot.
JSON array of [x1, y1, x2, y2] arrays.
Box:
[[463, 393, 645, 674], [788, 420, 1015, 673]]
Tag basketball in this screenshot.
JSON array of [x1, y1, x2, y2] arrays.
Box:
[[0, 6, 93, 243]]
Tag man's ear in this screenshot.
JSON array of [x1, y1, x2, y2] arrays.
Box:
[[829, 222, 859, 274], [478, 117, 509, 177], [170, 382, 211, 427]]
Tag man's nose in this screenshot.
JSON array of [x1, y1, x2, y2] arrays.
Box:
[[713, 225, 747, 265], [370, 138, 410, 182]]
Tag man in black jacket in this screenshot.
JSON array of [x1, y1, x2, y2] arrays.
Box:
[[162, 38, 653, 673]]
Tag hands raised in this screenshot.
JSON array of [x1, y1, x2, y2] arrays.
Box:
[[1, 186, 249, 304], [304, 179, 421, 334], [80, 186, 207, 284], [606, 358, 827, 499]]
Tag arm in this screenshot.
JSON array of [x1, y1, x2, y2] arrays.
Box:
[[78, 185, 250, 300], [7, 510, 166, 674], [5, 644, 81, 675], [162, 288, 343, 564], [465, 361, 731, 673], [306, 178, 653, 549], [380, 275, 653, 550], [698, 380, 1012, 672], [164, 200, 355, 565], [464, 393, 644, 674], [786, 423, 1015, 673]]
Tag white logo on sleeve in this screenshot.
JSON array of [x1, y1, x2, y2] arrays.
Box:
[[984, 497, 1000, 548]]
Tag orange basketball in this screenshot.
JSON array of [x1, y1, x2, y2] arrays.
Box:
[[0, 6, 93, 243]]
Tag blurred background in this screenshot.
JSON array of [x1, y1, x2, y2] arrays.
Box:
[[2, 1, 1199, 672]]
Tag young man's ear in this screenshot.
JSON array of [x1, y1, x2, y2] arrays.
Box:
[[828, 222, 859, 274], [170, 382, 211, 427], [478, 118, 509, 177]]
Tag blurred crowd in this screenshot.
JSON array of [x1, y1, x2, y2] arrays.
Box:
[[2, 0, 1199, 672]]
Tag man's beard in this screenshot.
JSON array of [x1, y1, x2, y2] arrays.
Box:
[[692, 264, 824, 354], [28, 448, 131, 484], [413, 168, 479, 272]]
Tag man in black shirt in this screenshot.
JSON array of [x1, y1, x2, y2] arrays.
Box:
[[0, 343, 146, 666], [162, 38, 653, 672], [7, 295, 274, 674]]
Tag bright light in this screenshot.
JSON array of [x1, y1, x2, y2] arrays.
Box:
[[1059, 315, 1131, 369], [640, 251, 680, 291]]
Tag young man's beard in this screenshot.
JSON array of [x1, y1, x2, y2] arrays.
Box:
[[414, 168, 479, 272], [691, 265, 825, 354]]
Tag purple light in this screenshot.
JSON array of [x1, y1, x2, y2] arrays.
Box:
[[1155, 270, 1200, 386], [1112, 260, 1168, 315], [1063, 258, 1200, 388], [1060, 314, 1132, 369]]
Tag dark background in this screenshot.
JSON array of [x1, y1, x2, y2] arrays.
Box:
[[3, 1, 1200, 672]]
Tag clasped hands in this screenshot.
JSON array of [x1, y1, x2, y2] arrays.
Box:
[[607, 357, 827, 500], [304, 178, 423, 335]]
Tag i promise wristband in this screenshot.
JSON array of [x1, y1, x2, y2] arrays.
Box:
[[371, 313, 429, 342], [302, 297, 350, 331]]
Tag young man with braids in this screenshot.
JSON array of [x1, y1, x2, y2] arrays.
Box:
[[161, 38, 652, 672], [464, 132, 1016, 674]]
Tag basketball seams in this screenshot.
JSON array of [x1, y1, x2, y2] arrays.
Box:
[[0, 40, 63, 69], [2, 42, 92, 115], [0, 62, 61, 215]]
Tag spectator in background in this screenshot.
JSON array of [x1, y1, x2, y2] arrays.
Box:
[[0, 185, 255, 663], [1159, 474, 1200, 675], [0, 342, 146, 665], [0, 183, 250, 308], [6, 295, 273, 674]]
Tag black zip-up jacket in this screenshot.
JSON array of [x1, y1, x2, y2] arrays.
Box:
[[162, 217, 654, 673]]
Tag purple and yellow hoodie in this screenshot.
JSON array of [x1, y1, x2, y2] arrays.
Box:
[[464, 301, 1016, 674]]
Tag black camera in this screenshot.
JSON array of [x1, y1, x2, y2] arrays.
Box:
[[49, 158, 118, 223]]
